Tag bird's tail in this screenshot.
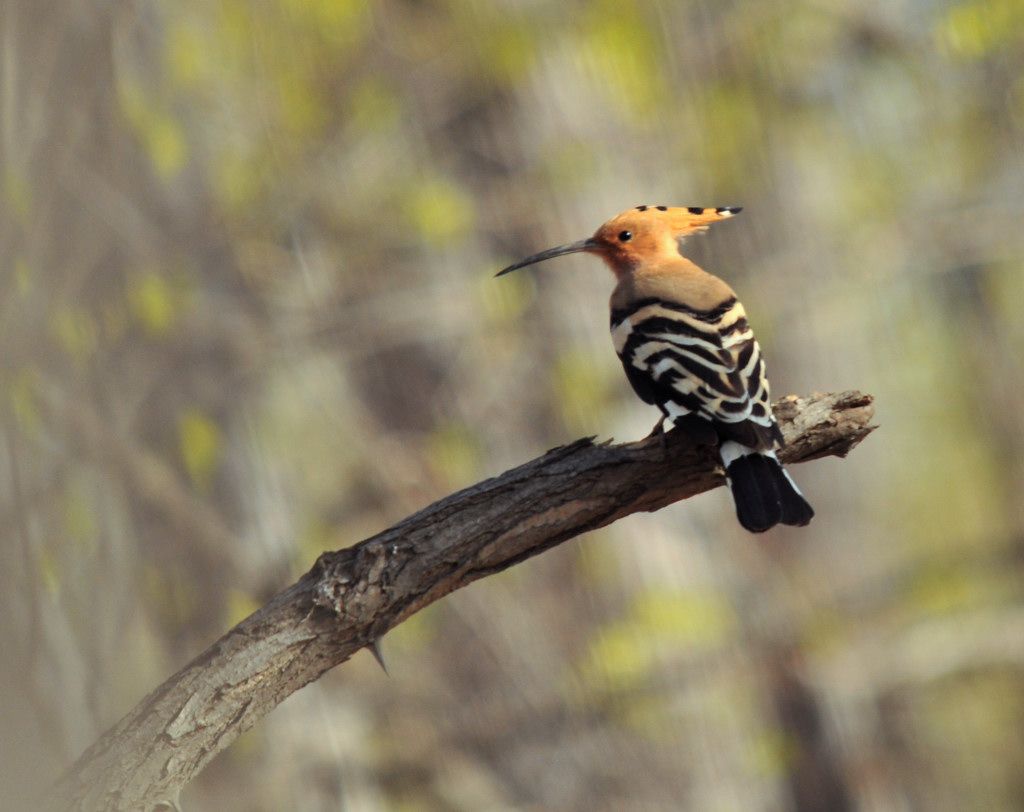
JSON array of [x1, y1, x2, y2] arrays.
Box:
[[720, 441, 814, 533]]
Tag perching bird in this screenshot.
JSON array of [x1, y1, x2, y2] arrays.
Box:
[[497, 205, 813, 533]]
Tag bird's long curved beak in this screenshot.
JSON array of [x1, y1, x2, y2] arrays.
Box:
[[495, 238, 598, 276]]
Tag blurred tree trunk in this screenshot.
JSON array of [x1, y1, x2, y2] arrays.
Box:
[[1, 0, 258, 805], [767, 649, 853, 812]]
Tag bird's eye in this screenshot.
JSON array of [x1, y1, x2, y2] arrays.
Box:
[[618, 230, 633, 242]]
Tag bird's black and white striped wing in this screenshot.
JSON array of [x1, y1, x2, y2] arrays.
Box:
[[610, 297, 782, 450]]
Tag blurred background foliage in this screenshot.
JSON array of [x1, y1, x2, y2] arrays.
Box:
[[2, 0, 1024, 809]]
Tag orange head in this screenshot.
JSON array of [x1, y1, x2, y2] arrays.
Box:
[[496, 205, 741, 279]]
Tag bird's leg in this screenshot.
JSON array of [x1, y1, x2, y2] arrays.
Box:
[[646, 415, 670, 456]]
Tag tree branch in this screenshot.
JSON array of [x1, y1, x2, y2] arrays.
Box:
[[47, 390, 875, 812]]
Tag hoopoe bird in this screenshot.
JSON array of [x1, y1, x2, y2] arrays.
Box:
[[497, 205, 813, 533]]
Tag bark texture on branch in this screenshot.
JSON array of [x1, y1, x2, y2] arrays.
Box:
[[47, 391, 875, 812]]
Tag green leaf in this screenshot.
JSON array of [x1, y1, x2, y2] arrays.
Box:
[[178, 410, 223, 491]]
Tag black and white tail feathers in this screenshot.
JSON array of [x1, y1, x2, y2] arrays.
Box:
[[719, 441, 813, 533]]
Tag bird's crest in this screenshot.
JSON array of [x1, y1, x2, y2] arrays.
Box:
[[616, 205, 741, 237]]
